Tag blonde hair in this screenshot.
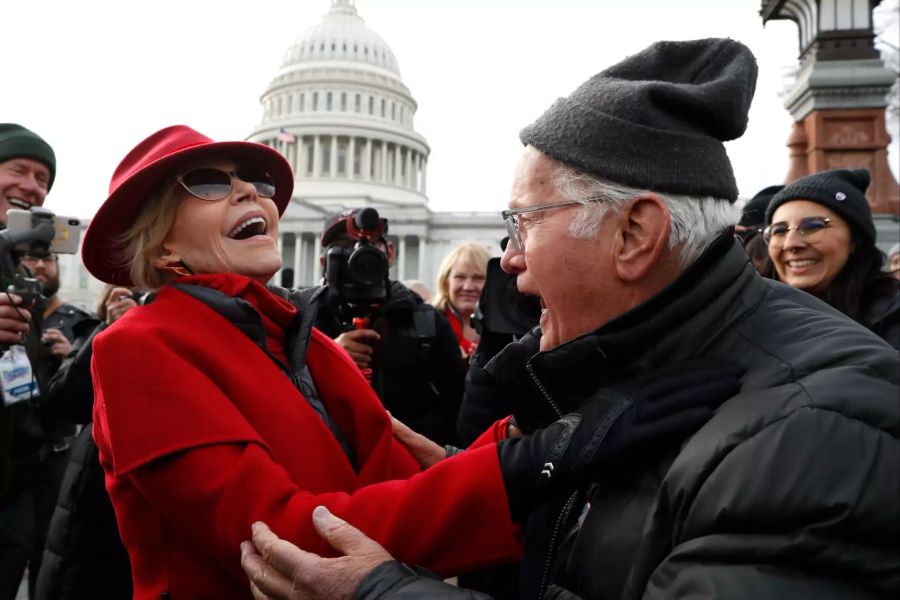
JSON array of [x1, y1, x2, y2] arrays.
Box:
[[431, 242, 490, 312], [114, 185, 181, 290]]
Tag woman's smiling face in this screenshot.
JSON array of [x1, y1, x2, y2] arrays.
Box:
[[768, 200, 854, 296], [158, 158, 282, 282]]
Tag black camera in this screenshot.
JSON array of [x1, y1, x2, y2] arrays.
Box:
[[323, 207, 390, 320]]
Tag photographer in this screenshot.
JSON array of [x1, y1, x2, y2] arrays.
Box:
[[314, 209, 466, 446], [0, 124, 72, 600]]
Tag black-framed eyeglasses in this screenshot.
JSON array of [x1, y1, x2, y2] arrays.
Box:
[[763, 216, 836, 246], [501, 201, 581, 252], [176, 167, 276, 201]]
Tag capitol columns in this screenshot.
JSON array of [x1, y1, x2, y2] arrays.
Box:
[[762, 0, 899, 216]]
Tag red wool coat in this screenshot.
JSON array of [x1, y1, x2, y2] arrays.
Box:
[[91, 283, 521, 600]]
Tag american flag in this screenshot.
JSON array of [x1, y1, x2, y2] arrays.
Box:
[[277, 127, 296, 143]]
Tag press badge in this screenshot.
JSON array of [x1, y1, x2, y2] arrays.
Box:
[[1, 344, 39, 407]]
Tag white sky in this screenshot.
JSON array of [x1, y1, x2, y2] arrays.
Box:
[[3, 0, 898, 221]]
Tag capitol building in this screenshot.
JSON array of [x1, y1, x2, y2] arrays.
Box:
[[59, 0, 504, 308]]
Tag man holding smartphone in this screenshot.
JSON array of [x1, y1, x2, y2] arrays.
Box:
[[0, 123, 69, 600]]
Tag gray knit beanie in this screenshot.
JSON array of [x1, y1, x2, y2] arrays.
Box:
[[765, 168, 875, 244], [0, 123, 56, 190], [520, 38, 758, 202]]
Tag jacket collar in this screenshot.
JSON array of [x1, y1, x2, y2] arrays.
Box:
[[528, 232, 765, 405]]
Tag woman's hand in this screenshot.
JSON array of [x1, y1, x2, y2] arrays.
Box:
[[106, 287, 137, 325], [390, 415, 446, 468]]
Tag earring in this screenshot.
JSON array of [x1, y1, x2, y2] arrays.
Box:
[[164, 259, 193, 277]]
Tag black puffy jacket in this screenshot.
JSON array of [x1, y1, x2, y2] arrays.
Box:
[[352, 234, 900, 600]]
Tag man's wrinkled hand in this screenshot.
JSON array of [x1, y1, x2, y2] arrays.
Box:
[[334, 329, 380, 369], [241, 507, 393, 600], [0, 294, 31, 344]]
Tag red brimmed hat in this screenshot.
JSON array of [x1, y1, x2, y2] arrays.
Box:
[[81, 125, 294, 286]]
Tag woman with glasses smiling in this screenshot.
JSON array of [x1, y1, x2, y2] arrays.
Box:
[[764, 168, 899, 349]]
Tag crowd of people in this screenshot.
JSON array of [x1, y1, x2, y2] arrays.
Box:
[[1, 35, 898, 600]]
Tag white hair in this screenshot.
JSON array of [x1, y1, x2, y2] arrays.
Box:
[[552, 165, 740, 268]]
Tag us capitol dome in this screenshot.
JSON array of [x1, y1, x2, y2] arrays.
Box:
[[248, 0, 504, 288]]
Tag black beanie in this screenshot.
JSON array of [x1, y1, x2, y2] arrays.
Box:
[[739, 185, 784, 228], [765, 168, 875, 244], [0, 123, 56, 190], [520, 38, 758, 203]]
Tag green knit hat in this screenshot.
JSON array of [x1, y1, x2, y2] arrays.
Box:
[[0, 123, 57, 190]]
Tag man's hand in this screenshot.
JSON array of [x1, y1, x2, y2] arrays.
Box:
[[240, 506, 393, 600], [105, 287, 137, 325], [41, 327, 71, 359], [0, 293, 31, 344], [390, 415, 446, 468], [334, 328, 380, 370]]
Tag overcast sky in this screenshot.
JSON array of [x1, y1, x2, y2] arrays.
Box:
[[3, 0, 898, 221]]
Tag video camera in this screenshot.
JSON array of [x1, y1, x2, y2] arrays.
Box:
[[323, 207, 390, 323]]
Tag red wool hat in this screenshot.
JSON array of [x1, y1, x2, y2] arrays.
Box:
[[82, 125, 294, 286]]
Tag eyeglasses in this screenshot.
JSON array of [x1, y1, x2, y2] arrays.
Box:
[[176, 167, 276, 201], [763, 216, 836, 246], [501, 201, 581, 252]]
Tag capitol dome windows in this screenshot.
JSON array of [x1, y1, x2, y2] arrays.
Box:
[[313, 92, 319, 111], [341, 92, 347, 111], [355, 94, 361, 113]]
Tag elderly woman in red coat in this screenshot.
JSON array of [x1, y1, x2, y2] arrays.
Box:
[[81, 126, 517, 599], [83, 126, 733, 600]]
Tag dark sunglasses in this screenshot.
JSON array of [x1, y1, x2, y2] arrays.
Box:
[[763, 216, 834, 245], [176, 167, 276, 201]]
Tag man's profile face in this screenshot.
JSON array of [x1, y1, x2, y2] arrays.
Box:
[[501, 147, 616, 350], [0, 158, 50, 225], [21, 254, 60, 298]]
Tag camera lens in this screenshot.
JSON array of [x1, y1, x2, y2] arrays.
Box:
[[347, 246, 388, 285]]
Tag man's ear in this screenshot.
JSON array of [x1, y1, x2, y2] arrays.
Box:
[[614, 194, 670, 283]]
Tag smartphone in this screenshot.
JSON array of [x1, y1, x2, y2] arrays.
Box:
[[6, 208, 84, 255]]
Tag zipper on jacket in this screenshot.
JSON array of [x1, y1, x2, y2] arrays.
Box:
[[527, 362, 563, 418], [538, 490, 579, 599]]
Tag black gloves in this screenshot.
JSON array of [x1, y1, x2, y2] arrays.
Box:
[[497, 357, 745, 521]]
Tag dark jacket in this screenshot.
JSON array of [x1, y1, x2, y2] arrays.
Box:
[[867, 283, 900, 349], [35, 322, 133, 600], [314, 280, 467, 446], [0, 286, 81, 499], [354, 234, 900, 600]]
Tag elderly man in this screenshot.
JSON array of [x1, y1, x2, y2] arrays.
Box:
[[241, 38, 899, 600]]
